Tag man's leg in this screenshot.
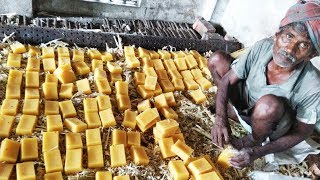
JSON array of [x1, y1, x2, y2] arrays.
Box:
[[232, 94, 286, 149]]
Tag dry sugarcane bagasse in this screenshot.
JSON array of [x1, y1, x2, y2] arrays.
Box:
[[0, 39, 312, 180]]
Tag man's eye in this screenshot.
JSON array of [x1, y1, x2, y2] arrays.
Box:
[[300, 43, 309, 49], [286, 34, 292, 39]]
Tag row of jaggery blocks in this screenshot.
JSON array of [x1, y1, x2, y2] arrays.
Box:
[[115, 81, 131, 111], [0, 162, 36, 180], [96, 171, 130, 180]]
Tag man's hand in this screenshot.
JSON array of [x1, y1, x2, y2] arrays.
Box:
[[229, 148, 257, 168], [211, 117, 230, 148]]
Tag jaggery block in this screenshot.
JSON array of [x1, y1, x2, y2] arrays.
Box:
[[96, 95, 112, 111], [47, 115, 63, 132], [88, 49, 101, 60], [0, 164, 14, 180], [72, 49, 84, 61], [99, 108, 116, 128], [0, 115, 15, 137], [7, 53, 21, 67], [25, 88, 39, 99], [127, 131, 141, 147], [111, 129, 127, 146], [64, 148, 83, 174], [110, 144, 126, 167], [16, 162, 36, 180], [43, 149, 63, 173], [159, 137, 175, 158], [59, 100, 77, 118], [86, 128, 102, 146], [26, 57, 40, 71], [76, 78, 92, 94], [87, 145, 104, 168], [5, 84, 21, 99], [134, 72, 145, 86], [42, 131, 59, 153], [1, 99, 19, 116], [130, 146, 149, 165], [72, 61, 90, 75], [59, 83, 74, 99], [0, 138, 20, 163], [190, 89, 206, 104], [168, 160, 189, 180], [171, 140, 194, 161], [95, 79, 111, 95], [64, 118, 88, 133], [43, 82, 58, 100], [122, 110, 137, 129], [43, 58, 56, 73], [83, 98, 98, 113], [66, 133, 83, 150], [42, 47, 54, 58], [44, 172, 63, 180], [22, 99, 40, 115], [16, 115, 37, 135], [137, 99, 151, 113], [21, 138, 38, 161], [11, 42, 27, 54], [44, 100, 59, 115], [84, 111, 101, 129], [95, 171, 112, 180]]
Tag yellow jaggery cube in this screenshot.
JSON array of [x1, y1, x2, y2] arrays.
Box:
[[44, 172, 63, 180], [195, 77, 213, 90], [66, 133, 83, 150], [171, 51, 185, 59], [0, 115, 15, 137], [196, 171, 222, 180], [96, 95, 112, 111], [43, 58, 57, 73], [43, 82, 58, 100], [114, 175, 130, 180], [127, 131, 140, 147], [26, 57, 40, 71], [88, 49, 101, 60], [43, 149, 63, 173], [10, 41, 27, 54], [116, 94, 131, 111], [86, 128, 102, 146], [122, 110, 137, 129], [172, 78, 185, 91], [190, 89, 206, 104], [115, 81, 128, 96], [72, 49, 84, 61], [59, 83, 74, 99], [101, 52, 113, 61], [99, 108, 116, 128], [110, 144, 127, 167], [91, 59, 103, 71], [42, 131, 59, 153], [42, 47, 54, 58], [126, 56, 140, 68], [202, 67, 211, 78], [25, 88, 39, 99], [5, 84, 21, 99], [110, 72, 122, 82], [45, 73, 58, 84], [21, 138, 38, 161], [171, 139, 194, 161], [158, 50, 171, 59], [159, 79, 175, 92], [145, 67, 157, 77], [144, 76, 157, 90], [168, 160, 189, 180], [134, 72, 145, 86], [57, 47, 69, 57], [64, 118, 88, 133], [159, 107, 178, 120], [58, 56, 71, 66], [83, 98, 98, 113], [136, 108, 160, 132], [87, 144, 104, 168], [217, 148, 235, 169], [76, 78, 92, 94], [167, 69, 182, 79], [53, 63, 76, 84], [174, 57, 188, 71], [154, 94, 169, 108], [141, 57, 153, 70], [156, 119, 179, 137], [96, 171, 112, 180], [47, 115, 63, 132], [64, 148, 83, 174], [171, 133, 185, 143], [137, 99, 151, 113], [59, 100, 77, 118], [190, 50, 201, 59], [197, 56, 208, 69], [153, 59, 165, 70], [159, 137, 175, 158], [95, 79, 111, 95], [1, 99, 19, 116], [130, 146, 149, 165], [7, 53, 21, 68], [16, 162, 36, 180], [44, 100, 59, 115], [112, 129, 127, 146], [190, 69, 203, 80], [163, 59, 177, 70], [153, 83, 163, 96], [93, 68, 107, 81], [149, 50, 160, 59], [7, 69, 23, 86], [28, 45, 41, 56], [107, 61, 122, 73], [0, 164, 14, 180], [0, 138, 20, 163], [184, 79, 199, 90], [137, 85, 154, 99], [156, 69, 169, 80], [72, 61, 90, 75], [22, 98, 40, 115], [187, 158, 213, 177], [124, 46, 135, 57], [185, 54, 198, 69], [164, 92, 176, 106], [16, 115, 37, 135], [180, 70, 194, 80], [84, 112, 101, 129], [138, 47, 150, 58]]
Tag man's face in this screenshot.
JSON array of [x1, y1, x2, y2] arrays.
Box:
[[273, 26, 315, 68]]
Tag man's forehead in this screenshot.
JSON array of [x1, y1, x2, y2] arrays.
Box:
[[280, 26, 312, 42]]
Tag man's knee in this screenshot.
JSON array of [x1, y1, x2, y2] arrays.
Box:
[[252, 94, 285, 121], [208, 50, 233, 76]]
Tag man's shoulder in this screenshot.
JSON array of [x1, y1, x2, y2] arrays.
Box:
[[249, 38, 274, 57], [298, 62, 320, 94]]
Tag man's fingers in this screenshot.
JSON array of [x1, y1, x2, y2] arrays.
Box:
[[223, 128, 229, 143]]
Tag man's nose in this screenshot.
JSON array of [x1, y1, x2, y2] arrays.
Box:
[[284, 41, 297, 54]]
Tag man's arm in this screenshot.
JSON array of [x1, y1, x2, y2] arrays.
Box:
[[229, 121, 315, 168], [212, 69, 240, 148]]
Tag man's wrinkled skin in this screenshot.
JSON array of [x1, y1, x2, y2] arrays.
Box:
[[209, 25, 317, 168]]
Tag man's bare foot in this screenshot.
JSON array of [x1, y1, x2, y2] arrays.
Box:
[[231, 134, 259, 150], [306, 154, 320, 180]]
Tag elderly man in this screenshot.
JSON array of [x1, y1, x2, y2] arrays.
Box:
[[209, 0, 320, 169]]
